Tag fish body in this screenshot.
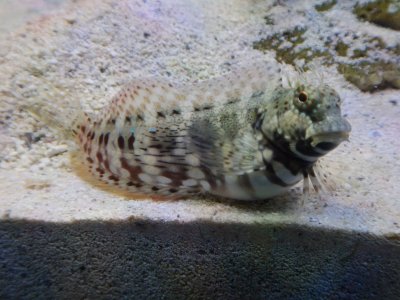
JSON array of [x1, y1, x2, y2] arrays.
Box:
[[70, 61, 351, 200]]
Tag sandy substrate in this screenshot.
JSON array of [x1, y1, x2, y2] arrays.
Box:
[[0, 0, 64, 38], [0, 0, 399, 237]]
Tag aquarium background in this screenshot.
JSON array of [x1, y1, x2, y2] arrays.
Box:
[[0, 0, 399, 298]]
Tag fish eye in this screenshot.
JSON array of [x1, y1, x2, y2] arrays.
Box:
[[298, 91, 308, 102]]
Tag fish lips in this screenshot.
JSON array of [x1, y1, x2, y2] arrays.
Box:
[[306, 117, 351, 148]]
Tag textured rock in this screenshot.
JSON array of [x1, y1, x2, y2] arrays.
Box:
[[253, 1, 400, 92], [338, 61, 400, 92], [354, 0, 400, 31], [1, 220, 400, 299]]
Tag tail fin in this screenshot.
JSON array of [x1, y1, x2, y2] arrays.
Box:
[[11, 75, 85, 140]]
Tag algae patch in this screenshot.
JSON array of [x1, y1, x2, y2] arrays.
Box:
[[354, 0, 400, 31], [315, 0, 337, 12], [334, 41, 349, 57], [253, 9, 400, 92], [338, 61, 400, 92], [253, 27, 331, 68]]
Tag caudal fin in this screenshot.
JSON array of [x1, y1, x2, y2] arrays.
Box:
[[11, 75, 85, 140]]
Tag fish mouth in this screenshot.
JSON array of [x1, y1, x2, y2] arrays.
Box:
[[309, 131, 349, 148], [306, 118, 351, 148]]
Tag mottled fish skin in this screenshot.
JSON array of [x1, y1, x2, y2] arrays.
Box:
[[74, 61, 351, 200]]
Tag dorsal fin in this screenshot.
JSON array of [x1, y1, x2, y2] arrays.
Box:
[[96, 59, 280, 129], [97, 78, 188, 127], [190, 60, 280, 112], [13, 77, 85, 140]]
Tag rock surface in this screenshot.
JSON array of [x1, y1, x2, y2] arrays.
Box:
[[354, 0, 400, 31], [253, 0, 400, 92], [1, 220, 399, 299]]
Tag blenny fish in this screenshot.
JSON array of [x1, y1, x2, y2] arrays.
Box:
[[23, 60, 351, 200]]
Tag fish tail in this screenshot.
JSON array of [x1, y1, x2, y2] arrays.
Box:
[[11, 76, 87, 140]]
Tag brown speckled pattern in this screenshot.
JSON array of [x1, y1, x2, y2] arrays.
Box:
[[72, 62, 350, 200]]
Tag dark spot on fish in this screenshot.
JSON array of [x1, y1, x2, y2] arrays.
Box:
[[161, 170, 187, 187], [96, 167, 105, 174], [96, 152, 103, 162], [134, 182, 143, 188], [120, 157, 142, 182], [86, 157, 94, 164], [99, 134, 104, 145], [172, 109, 181, 115], [118, 136, 125, 149], [389, 99, 397, 106], [128, 134, 135, 150], [104, 133, 110, 146], [108, 175, 119, 182], [152, 186, 159, 191], [169, 188, 178, 193], [104, 159, 110, 172]]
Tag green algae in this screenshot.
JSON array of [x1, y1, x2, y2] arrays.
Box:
[[353, 0, 400, 31], [253, 27, 305, 51], [27, 66, 45, 78], [369, 37, 387, 49], [315, 0, 337, 12], [253, 24, 399, 92], [263, 16, 274, 25], [350, 37, 387, 58], [351, 49, 368, 58], [253, 27, 332, 69], [335, 41, 348, 57], [338, 61, 400, 92]]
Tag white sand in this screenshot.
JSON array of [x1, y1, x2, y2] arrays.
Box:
[[0, 0, 399, 236]]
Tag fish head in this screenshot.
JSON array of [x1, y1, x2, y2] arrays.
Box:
[[259, 83, 351, 162]]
